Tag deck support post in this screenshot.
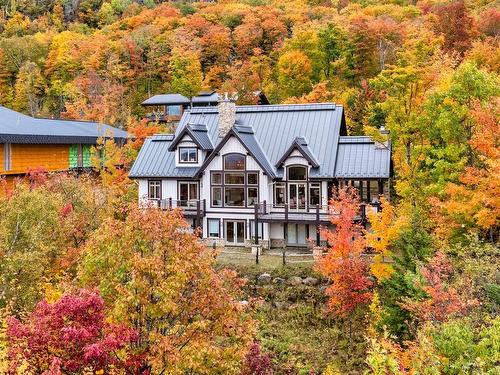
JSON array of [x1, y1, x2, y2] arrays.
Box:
[[254, 203, 260, 264], [315, 204, 320, 246], [196, 200, 201, 237]]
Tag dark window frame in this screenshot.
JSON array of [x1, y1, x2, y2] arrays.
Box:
[[249, 219, 264, 240], [287, 165, 308, 181], [223, 219, 247, 244], [209, 153, 260, 208], [338, 179, 387, 203], [207, 218, 221, 238], [178, 147, 198, 164], [148, 179, 162, 200], [223, 153, 246, 171], [177, 180, 199, 207], [308, 182, 321, 206]]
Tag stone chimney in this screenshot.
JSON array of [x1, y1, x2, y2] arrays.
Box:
[[218, 93, 236, 137]]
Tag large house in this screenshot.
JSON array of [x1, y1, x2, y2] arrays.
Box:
[[130, 100, 391, 250], [1, 106, 128, 184]]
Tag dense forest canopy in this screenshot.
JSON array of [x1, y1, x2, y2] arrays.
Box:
[[0, 0, 497, 129]]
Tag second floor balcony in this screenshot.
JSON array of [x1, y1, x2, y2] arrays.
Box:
[[145, 198, 206, 218], [254, 201, 381, 224]]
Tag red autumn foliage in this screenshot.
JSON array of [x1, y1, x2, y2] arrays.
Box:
[[431, 0, 476, 55], [241, 341, 274, 375], [316, 186, 373, 316], [7, 289, 140, 374], [25, 167, 49, 189], [402, 251, 476, 323]]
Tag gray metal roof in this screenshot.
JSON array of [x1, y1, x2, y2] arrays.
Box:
[[141, 91, 219, 106], [131, 103, 346, 178], [0, 106, 128, 144], [335, 136, 391, 178], [185, 104, 345, 179], [129, 134, 197, 178], [168, 123, 213, 151], [130, 103, 391, 179]]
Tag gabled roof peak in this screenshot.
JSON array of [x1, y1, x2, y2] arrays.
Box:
[[276, 136, 320, 169]]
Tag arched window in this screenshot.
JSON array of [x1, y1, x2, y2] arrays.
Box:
[[224, 154, 245, 170], [287, 165, 307, 181]]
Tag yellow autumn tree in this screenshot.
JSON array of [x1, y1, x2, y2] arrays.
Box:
[[366, 198, 401, 281]]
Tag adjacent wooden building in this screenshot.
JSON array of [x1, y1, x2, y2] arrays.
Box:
[[1, 106, 128, 182]]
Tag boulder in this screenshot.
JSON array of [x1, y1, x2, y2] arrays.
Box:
[[257, 273, 272, 285], [273, 301, 289, 309], [273, 277, 286, 284], [287, 276, 303, 285], [303, 277, 319, 286]]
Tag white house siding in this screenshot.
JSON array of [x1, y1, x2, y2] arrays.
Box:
[[162, 179, 177, 200], [138, 179, 148, 202], [137, 178, 177, 202], [197, 135, 273, 247]]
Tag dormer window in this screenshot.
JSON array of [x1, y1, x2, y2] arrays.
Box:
[[288, 166, 307, 181], [179, 147, 198, 163]]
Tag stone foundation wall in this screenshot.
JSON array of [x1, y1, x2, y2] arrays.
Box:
[[270, 239, 286, 248]]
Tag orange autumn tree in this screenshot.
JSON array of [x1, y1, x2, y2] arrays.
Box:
[[316, 186, 373, 316], [440, 99, 500, 240], [78, 205, 255, 374]]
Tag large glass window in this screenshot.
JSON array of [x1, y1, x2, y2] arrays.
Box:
[[225, 187, 245, 206], [179, 182, 198, 207], [167, 105, 182, 116], [248, 173, 258, 185], [179, 147, 197, 163], [225, 173, 245, 184], [275, 182, 285, 205], [208, 219, 220, 238], [338, 180, 383, 203], [288, 166, 307, 181], [247, 187, 258, 206], [309, 183, 320, 205], [210, 154, 259, 208], [211, 172, 222, 185], [250, 220, 263, 240], [148, 180, 161, 200], [212, 187, 222, 207], [224, 154, 245, 170]]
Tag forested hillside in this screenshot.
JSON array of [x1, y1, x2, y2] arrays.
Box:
[[0, 0, 499, 373], [0, 0, 497, 128]]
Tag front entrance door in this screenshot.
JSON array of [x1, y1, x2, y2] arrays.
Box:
[[287, 224, 307, 246], [225, 220, 246, 245], [289, 183, 306, 210]]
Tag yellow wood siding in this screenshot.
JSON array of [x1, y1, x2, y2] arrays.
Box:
[[6, 144, 70, 174]]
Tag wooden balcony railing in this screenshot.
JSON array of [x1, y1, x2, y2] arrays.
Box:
[[145, 198, 206, 218]]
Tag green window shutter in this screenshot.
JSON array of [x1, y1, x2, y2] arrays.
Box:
[[69, 145, 78, 168], [82, 145, 91, 167]]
